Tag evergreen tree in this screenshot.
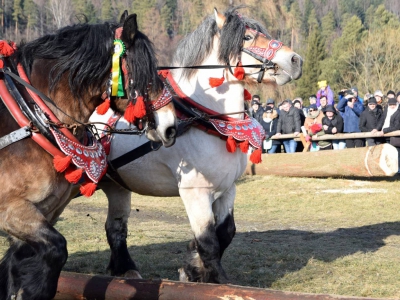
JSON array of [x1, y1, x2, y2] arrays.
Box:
[[295, 29, 326, 101], [24, 0, 38, 37], [321, 11, 335, 41], [13, 0, 23, 37]]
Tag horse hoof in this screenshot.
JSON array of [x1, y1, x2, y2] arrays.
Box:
[[178, 268, 189, 282], [122, 270, 143, 279]]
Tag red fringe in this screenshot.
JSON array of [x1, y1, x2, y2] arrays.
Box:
[[96, 98, 110, 115], [0, 41, 15, 57], [65, 167, 83, 184], [233, 62, 245, 80], [133, 96, 146, 118], [209, 77, 224, 88], [53, 155, 72, 172], [80, 181, 97, 197], [239, 140, 249, 153], [244, 89, 252, 101], [0, 60, 3, 69], [250, 148, 262, 164], [124, 102, 136, 123], [226, 136, 237, 153]]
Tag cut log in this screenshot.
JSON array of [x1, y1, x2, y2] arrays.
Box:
[[247, 143, 398, 177], [55, 271, 383, 300]]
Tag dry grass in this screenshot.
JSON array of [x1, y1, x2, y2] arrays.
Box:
[[1, 175, 400, 298]]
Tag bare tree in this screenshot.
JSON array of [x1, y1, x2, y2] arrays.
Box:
[[48, 0, 74, 29]]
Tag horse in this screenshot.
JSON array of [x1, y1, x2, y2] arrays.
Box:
[[0, 11, 176, 300], [91, 6, 303, 283]]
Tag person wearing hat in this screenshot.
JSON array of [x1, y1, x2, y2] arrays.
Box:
[[322, 105, 345, 150], [304, 103, 325, 151], [316, 80, 334, 107], [350, 87, 364, 105], [337, 91, 365, 148], [374, 90, 384, 106], [260, 106, 280, 153], [265, 98, 280, 116], [359, 96, 384, 146], [275, 99, 301, 153], [249, 95, 264, 124], [387, 90, 396, 99]]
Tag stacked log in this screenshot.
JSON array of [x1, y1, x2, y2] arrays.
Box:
[[246, 143, 398, 177]]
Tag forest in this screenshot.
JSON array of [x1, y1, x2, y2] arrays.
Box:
[[1, 0, 400, 104]]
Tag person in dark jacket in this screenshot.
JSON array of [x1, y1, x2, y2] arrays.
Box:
[[249, 98, 264, 124], [276, 99, 301, 153], [337, 92, 365, 148], [260, 107, 280, 153], [322, 105, 345, 149], [359, 96, 384, 146]]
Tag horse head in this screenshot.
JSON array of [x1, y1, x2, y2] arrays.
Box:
[[214, 7, 302, 86], [18, 11, 176, 147]]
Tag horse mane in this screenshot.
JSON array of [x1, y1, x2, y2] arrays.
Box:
[[172, 6, 271, 80], [16, 21, 162, 100]]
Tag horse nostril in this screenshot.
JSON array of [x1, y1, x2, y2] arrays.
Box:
[[166, 127, 176, 139], [292, 54, 302, 67]]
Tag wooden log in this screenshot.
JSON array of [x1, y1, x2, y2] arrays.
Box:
[[270, 130, 400, 141], [55, 271, 383, 300], [246, 143, 398, 177]]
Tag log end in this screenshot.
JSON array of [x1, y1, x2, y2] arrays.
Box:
[[379, 143, 399, 176]]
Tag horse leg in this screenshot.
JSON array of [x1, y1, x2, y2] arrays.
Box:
[[101, 180, 141, 278], [178, 188, 229, 284], [0, 202, 67, 300]]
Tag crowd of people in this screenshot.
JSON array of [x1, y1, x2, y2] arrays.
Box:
[[247, 81, 400, 158]]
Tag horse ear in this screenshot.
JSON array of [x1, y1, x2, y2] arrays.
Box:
[[214, 8, 226, 29], [122, 14, 138, 45], [120, 10, 129, 24]]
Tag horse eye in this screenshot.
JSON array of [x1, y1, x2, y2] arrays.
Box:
[[244, 35, 253, 41]]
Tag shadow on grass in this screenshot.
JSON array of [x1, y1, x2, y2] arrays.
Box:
[[63, 221, 400, 288]]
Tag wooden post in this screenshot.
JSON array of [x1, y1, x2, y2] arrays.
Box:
[[246, 144, 398, 177], [55, 272, 383, 300]]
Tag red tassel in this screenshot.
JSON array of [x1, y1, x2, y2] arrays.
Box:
[[244, 89, 252, 101], [96, 98, 110, 115], [124, 102, 136, 123], [159, 70, 169, 78], [133, 96, 146, 119], [53, 155, 72, 172], [226, 136, 237, 153], [239, 140, 249, 153], [80, 181, 97, 197], [0, 60, 3, 69], [233, 62, 245, 80], [209, 77, 224, 88], [250, 148, 262, 164], [65, 167, 83, 184], [0, 41, 14, 57]]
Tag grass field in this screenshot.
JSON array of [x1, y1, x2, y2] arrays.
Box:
[[1, 175, 400, 298]]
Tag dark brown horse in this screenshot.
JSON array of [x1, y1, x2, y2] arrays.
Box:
[[0, 12, 176, 300]]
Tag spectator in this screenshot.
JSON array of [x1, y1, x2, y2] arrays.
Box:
[[363, 93, 373, 108], [359, 96, 384, 146], [249, 97, 264, 123], [397, 91, 400, 104], [351, 87, 363, 105], [374, 90, 384, 108], [322, 105, 345, 150], [379, 97, 400, 172], [260, 107, 280, 154], [265, 98, 279, 116], [319, 95, 329, 113], [316, 80, 334, 106], [337, 92, 365, 148], [276, 99, 301, 153], [387, 90, 396, 99], [304, 104, 324, 151], [293, 99, 306, 125]]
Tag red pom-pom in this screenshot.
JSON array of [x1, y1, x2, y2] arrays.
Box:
[[124, 102, 136, 123], [310, 123, 322, 134], [80, 181, 97, 197], [244, 89, 252, 101], [0, 41, 14, 57], [96, 98, 110, 115], [158, 70, 169, 78], [53, 155, 72, 172], [209, 77, 224, 88], [239, 140, 249, 153], [65, 167, 83, 184], [250, 148, 262, 164], [0, 60, 3, 69], [233, 62, 245, 80], [134, 96, 146, 119], [226, 136, 237, 153]]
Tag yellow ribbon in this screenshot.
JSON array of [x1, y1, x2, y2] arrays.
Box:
[[111, 39, 125, 96]]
